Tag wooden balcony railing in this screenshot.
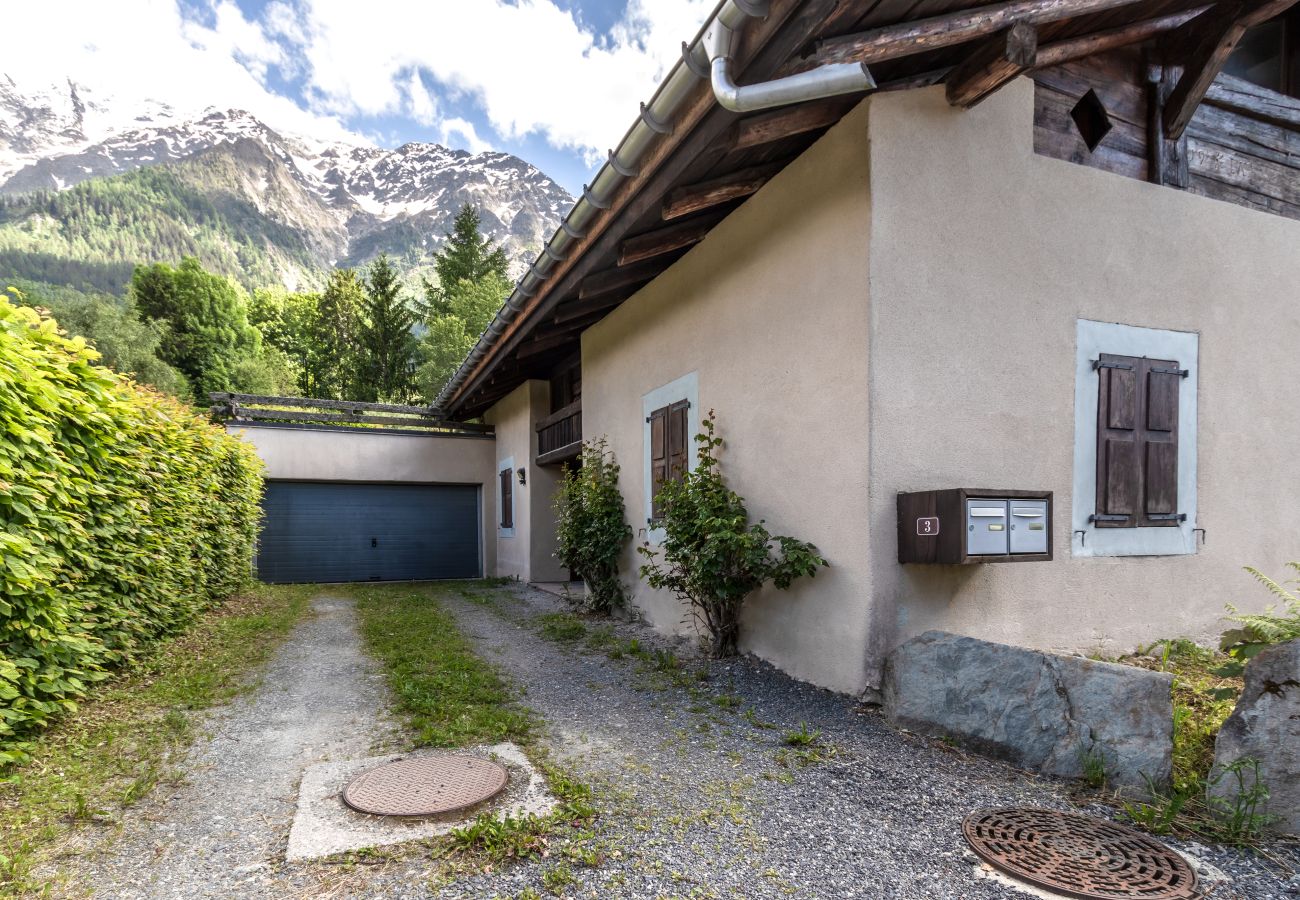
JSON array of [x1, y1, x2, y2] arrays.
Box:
[[536, 401, 582, 466]]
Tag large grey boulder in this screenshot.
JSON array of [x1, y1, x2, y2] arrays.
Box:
[[883, 631, 1173, 792], [1209, 639, 1300, 835]]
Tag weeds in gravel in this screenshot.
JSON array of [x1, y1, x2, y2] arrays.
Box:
[[351, 584, 535, 747], [540, 862, 576, 893], [782, 722, 821, 747], [537, 612, 589, 643], [0, 584, 313, 899]]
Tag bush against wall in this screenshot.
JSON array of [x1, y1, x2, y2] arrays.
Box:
[[555, 439, 632, 614], [0, 289, 263, 756], [638, 411, 827, 657]]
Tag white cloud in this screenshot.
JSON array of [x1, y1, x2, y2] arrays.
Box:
[[3, 0, 716, 164], [278, 0, 714, 163], [2, 0, 362, 144], [441, 118, 494, 155]]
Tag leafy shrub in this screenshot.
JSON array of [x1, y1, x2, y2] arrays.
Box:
[[1218, 562, 1300, 671], [0, 289, 262, 756], [554, 439, 631, 614], [637, 411, 827, 658]]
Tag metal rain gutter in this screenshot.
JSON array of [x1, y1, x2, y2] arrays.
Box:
[[436, 0, 878, 413]]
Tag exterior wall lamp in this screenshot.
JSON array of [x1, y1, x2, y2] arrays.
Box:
[[517, 467, 526, 486]]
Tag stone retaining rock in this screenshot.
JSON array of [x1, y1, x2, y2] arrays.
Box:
[[883, 631, 1173, 792], [1209, 638, 1300, 835]]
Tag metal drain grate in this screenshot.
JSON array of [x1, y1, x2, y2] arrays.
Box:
[[342, 755, 509, 817], [962, 808, 1199, 900]]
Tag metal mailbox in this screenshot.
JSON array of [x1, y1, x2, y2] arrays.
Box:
[[966, 500, 1009, 555], [1009, 501, 1050, 554], [897, 489, 1053, 564]]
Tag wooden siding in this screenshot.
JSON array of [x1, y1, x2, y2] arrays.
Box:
[[1033, 51, 1300, 221]]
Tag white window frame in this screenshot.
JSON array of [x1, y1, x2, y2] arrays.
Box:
[[497, 455, 515, 538], [642, 371, 699, 545], [1072, 319, 1199, 558]]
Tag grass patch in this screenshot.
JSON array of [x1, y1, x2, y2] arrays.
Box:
[[1109, 639, 1269, 844], [0, 583, 313, 898], [537, 612, 588, 644], [1121, 639, 1241, 794], [349, 583, 535, 747]]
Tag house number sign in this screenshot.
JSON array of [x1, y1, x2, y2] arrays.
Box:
[[916, 517, 940, 536]]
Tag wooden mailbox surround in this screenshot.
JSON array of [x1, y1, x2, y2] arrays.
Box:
[[897, 489, 1055, 564]]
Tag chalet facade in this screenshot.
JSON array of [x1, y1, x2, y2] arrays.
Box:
[[422, 0, 1300, 694]]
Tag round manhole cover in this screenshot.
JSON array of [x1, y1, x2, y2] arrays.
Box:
[[962, 808, 1199, 900], [342, 755, 508, 817]]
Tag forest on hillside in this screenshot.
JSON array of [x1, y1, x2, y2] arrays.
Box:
[[6, 204, 509, 407]]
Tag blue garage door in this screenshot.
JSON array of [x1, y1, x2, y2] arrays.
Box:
[[258, 482, 481, 583]]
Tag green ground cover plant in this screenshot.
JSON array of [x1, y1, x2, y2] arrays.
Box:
[[0, 288, 263, 755], [0, 584, 312, 898], [350, 584, 535, 747]]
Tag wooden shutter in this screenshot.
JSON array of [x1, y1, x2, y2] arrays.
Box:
[[649, 406, 668, 520], [1095, 354, 1181, 528], [499, 468, 513, 529], [667, 400, 690, 484], [1143, 362, 1180, 524]]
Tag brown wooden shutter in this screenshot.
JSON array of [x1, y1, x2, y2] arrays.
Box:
[[1142, 361, 1180, 525], [1095, 353, 1181, 529], [500, 468, 513, 529], [668, 400, 690, 484], [649, 406, 668, 520]]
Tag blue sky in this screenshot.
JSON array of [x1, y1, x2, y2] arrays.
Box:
[[9, 0, 714, 195]]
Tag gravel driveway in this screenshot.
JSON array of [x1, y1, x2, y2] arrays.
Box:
[[63, 584, 1299, 899]]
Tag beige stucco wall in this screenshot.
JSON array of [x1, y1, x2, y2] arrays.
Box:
[[864, 79, 1300, 683], [581, 101, 875, 694], [483, 382, 569, 583], [228, 423, 497, 575]]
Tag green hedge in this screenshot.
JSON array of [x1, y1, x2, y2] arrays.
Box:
[[0, 291, 263, 756]]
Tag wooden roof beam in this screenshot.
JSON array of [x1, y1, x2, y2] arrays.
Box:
[[946, 22, 1038, 107], [723, 96, 858, 152], [1160, 0, 1300, 140], [515, 331, 577, 361], [552, 294, 624, 326], [1033, 8, 1209, 68], [662, 162, 785, 221], [578, 258, 670, 300], [618, 213, 729, 266], [798, 0, 1150, 72]]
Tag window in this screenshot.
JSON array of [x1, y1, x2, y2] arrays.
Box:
[[1093, 354, 1184, 528], [642, 372, 699, 536], [498, 461, 514, 532], [1225, 8, 1300, 98], [1072, 321, 1198, 558], [648, 399, 690, 520]]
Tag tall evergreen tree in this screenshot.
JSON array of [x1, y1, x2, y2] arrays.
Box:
[[307, 269, 365, 399], [415, 205, 512, 402], [357, 254, 417, 403], [422, 204, 509, 321]]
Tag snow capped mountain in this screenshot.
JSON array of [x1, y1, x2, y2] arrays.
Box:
[[0, 78, 573, 279]]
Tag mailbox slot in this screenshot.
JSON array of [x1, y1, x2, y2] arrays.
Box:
[[897, 489, 1053, 564], [966, 500, 1009, 555], [1009, 501, 1050, 554]]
